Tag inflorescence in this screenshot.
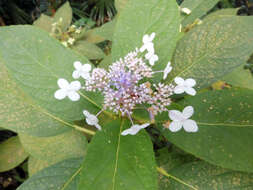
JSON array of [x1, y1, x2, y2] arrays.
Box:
[[54, 33, 199, 135]]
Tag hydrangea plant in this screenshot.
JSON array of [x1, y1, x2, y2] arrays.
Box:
[[1, 0, 253, 189]]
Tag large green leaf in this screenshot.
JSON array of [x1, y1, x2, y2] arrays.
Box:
[[223, 65, 253, 90], [0, 136, 29, 172], [180, 0, 219, 27], [0, 25, 103, 121], [17, 157, 83, 190], [19, 130, 87, 163], [0, 62, 70, 136], [115, 0, 129, 12], [168, 16, 253, 89], [112, 0, 181, 80], [78, 119, 158, 190], [164, 161, 253, 189], [160, 89, 253, 172]]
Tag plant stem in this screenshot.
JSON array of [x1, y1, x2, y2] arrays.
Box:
[[73, 125, 95, 136], [156, 167, 198, 190]]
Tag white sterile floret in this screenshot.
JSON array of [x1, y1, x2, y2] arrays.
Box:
[[54, 78, 81, 101], [163, 61, 172, 80], [83, 110, 101, 130], [174, 77, 196, 96], [180, 7, 191, 15], [121, 123, 150, 136], [145, 51, 158, 66], [140, 32, 156, 52], [168, 106, 198, 132], [72, 61, 92, 80]]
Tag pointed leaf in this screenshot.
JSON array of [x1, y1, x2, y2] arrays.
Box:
[[28, 156, 51, 176], [78, 119, 158, 190], [53, 1, 72, 31]]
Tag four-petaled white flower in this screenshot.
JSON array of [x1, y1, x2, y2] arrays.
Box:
[[163, 61, 172, 80], [145, 50, 158, 66], [72, 61, 92, 80], [121, 123, 150, 136], [140, 33, 156, 52], [180, 7, 191, 15], [83, 110, 101, 130], [54, 78, 81, 101], [174, 77, 196, 96], [168, 106, 198, 132]]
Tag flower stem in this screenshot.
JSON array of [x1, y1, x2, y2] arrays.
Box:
[[73, 125, 95, 136], [156, 167, 198, 190]]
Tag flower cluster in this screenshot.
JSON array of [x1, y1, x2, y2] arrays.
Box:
[[54, 33, 199, 135]]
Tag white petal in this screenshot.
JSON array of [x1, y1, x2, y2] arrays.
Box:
[[169, 110, 184, 121], [72, 70, 80, 79], [146, 43, 154, 53], [185, 87, 196, 96], [150, 32, 156, 41], [74, 61, 82, 70], [82, 64, 92, 72], [67, 91, 80, 101], [57, 78, 69, 89], [145, 51, 153, 60], [54, 89, 67, 100], [182, 106, 194, 119], [83, 110, 90, 117], [185, 78, 196, 87], [183, 119, 198, 132], [143, 34, 150, 43], [70, 81, 81, 91], [140, 123, 150, 129], [181, 7, 191, 15], [174, 77, 185, 85], [81, 72, 90, 80], [169, 121, 183, 132], [121, 125, 141, 136], [140, 45, 146, 52], [94, 123, 102, 130], [152, 54, 158, 62], [174, 85, 185, 94]]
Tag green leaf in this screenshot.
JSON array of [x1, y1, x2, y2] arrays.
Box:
[[19, 130, 87, 164], [223, 65, 253, 90], [168, 16, 253, 89], [161, 89, 253, 172], [84, 20, 116, 43], [33, 14, 54, 33], [0, 25, 103, 121], [28, 156, 51, 176], [181, 0, 219, 27], [53, 1, 73, 31], [164, 161, 253, 189], [0, 136, 29, 172], [112, 0, 181, 80], [17, 157, 83, 190], [204, 8, 238, 20], [0, 62, 70, 136], [34, 1, 72, 32], [72, 41, 105, 60], [78, 119, 158, 190]]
